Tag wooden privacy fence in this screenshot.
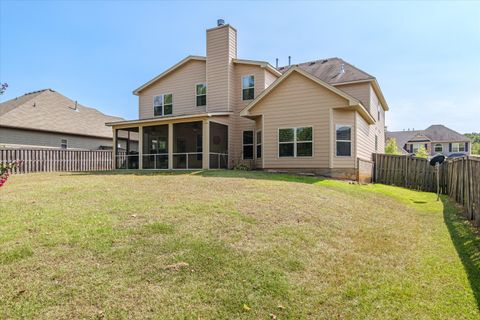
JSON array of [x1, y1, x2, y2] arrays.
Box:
[[373, 153, 480, 226], [0, 149, 113, 174]]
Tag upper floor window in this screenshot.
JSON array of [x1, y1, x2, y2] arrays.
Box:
[[61, 139, 68, 149], [377, 105, 381, 121], [196, 83, 207, 107], [242, 75, 255, 100], [278, 127, 313, 157], [434, 143, 443, 153], [256, 130, 262, 159], [336, 125, 351, 157], [412, 143, 422, 154], [243, 131, 254, 160], [153, 94, 173, 117]]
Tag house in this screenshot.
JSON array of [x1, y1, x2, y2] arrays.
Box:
[[386, 124, 471, 157], [107, 20, 389, 179], [0, 89, 124, 150]]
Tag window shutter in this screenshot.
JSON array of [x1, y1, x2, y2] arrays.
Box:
[[465, 142, 468, 152], [403, 144, 408, 152], [424, 144, 428, 150], [410, 144, 413, 153], [449, 143, 452, 152]]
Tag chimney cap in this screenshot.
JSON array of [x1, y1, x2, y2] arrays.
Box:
[[217, 19, 225, 26]]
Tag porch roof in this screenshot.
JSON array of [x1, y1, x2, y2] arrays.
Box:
[[106, 112, 232, 127]]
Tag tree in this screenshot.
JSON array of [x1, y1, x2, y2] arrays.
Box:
[[415, 146, 429, 159], [465, 132, 480, 155], [385, 138, 401, 155], [0, 83, 8, 95]]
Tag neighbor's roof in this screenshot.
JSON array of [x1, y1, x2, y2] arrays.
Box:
[[0, 89, 123, 138], [386, 124, 470, 149]]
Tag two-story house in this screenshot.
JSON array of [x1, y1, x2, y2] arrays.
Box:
[[386, 124, 471, 157], [108, 21, 389, 180]]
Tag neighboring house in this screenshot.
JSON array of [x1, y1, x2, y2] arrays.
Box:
[[386, 124, 471, 157], [0, 89, 124, 150], [107, 21, 389, 179]]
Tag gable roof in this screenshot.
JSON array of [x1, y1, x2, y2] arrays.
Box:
[[240, 66, 375, 124], [386, 125, 471, 150], [0, 89, 123, 138], [232, 58, 282, 76], [278, 57, 374, 85], [278, 58, 389, 111], [133, 55, 206, 95]]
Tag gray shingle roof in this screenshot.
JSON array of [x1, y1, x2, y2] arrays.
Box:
[[277, 57, 375, 84], [0, 89, 123, 138], [386, 125, 470, 152]]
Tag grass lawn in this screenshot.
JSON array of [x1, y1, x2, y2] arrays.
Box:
[[0, 170, 479, 319]]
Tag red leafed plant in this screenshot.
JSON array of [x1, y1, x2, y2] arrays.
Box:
[[0, 160, 22, 188]]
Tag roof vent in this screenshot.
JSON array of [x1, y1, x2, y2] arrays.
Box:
[[217, 19, 225, 26], [288, 56, 291, 66], [309, 61, 316, 66], [321, 59, 328, 64]]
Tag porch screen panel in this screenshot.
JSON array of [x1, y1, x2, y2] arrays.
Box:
[[173, 121, 203, 169], [116, 127, 139, 169], [143, 125, 168, 169], [209, 122, 228, 169]]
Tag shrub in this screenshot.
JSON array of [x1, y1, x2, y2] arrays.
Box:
[[0, 161, 22, 188]]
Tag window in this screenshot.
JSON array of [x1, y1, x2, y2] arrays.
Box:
[[412, 143, 423, 154], [434, 143, 443, 153], [375, 135, 378, 152], [153, 94, 173, 116], [196, 83, 207, 107], [278, 127, 313, 157], [335, 125, 352, 156], [243, 131, 254, 159], [452, 143, 465, 152], [60, 139, 68, 149], [242, 75, 254, 100], [256, 130, 262, 158]]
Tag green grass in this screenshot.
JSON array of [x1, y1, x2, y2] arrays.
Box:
[[0, 170, 479, 319]]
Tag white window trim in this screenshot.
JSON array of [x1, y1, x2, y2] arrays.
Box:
[[153, 94, 173, 117], [452, 142, 465, 152], [277, 126, 314, 158], [242, 130, 254, 160], [434, 143, 443, 153], [195, 83, 207, 107], [335, 124, 352, 157], [412, 143, 425, 154], [256, 130, 262, 159], [241, 74, 255, 101], [61, 139, 68, 149]]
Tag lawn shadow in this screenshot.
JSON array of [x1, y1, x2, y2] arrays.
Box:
[[441, 196, 480, 311], [65, 169, 328, 185]]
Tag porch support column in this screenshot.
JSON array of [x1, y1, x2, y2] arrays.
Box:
[[138, 126, 143, 170], [168, 123, 173, 170], [112, 127, 117, 170], [202, 119, 209, 169]]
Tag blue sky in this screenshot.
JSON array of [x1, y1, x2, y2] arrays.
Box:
[[1, 1, 479, 133]]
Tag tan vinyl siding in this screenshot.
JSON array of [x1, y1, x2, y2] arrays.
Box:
[[206, 25, 237, 113], [249, 72, 349, 169], [138, 60, 206, 119], [229, 64, 266, 166], [332, 109, 355, 168], [335, 82, 371, 112], [355, 85, 385, 161], [255, 117, 263, 168], [0, 127, 112, 150], [265, 69, 279, 88]]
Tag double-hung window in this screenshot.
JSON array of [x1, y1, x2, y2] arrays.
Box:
[[242, 75, 254, 100], [243, 131, 254, 159], [196, 83, 207, 107], [452, 143, 465, 152], [335, 125, 352, 156], [60, 139, 68, 149], [256, 130, 262, 158], [412, 143, 422, 154], [153, 94, 173, 116], [434, 143, 443, 153], [278, 127, 313, 157]]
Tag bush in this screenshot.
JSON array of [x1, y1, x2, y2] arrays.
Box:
[[0, 161, 22, 188], [233, 163, 250, 171]]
